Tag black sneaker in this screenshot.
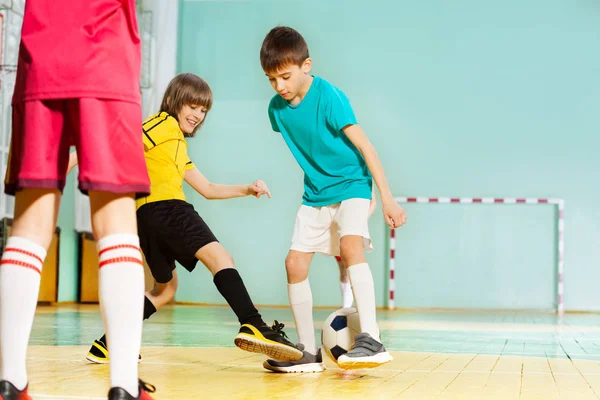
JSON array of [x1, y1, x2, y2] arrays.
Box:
[[263, 345, 326, 373], [337, 332, 393, 369], [108, 379, 155, 400], [86, 338, 142, 364], [234, 320, 303, 361]]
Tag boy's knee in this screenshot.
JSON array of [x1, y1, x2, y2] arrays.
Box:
[[339, 238, 365, 266], [213, 251, 235, 274], [285, 253, 300, 272], [285, 253, 309, 283], [223, 251, 235, 268]]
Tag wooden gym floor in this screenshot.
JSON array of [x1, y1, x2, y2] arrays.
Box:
[[25, 304, 600, 399]]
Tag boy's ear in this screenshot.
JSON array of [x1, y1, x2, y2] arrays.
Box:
[[302, 58, 312, 73]]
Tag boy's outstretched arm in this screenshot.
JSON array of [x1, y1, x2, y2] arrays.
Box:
[[184, 167, 271, 200], [343, 124, 407, 228], [67, 151, 79, 175]]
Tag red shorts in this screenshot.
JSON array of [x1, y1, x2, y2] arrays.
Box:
[[5, 99, 150, 196]]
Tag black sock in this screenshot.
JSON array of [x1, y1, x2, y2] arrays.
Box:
[[143, 296, 157, 320], [98, 296, 157, 344], [213, 268, 265, 327]]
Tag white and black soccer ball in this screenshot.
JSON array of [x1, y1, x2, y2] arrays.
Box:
[[321, 307, 361, 361]]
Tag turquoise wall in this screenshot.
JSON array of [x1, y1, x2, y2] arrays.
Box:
[[57, 171, 79, 302], [174, 0, 599, 311]]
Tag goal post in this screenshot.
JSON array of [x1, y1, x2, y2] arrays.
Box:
[[387, 196, 565, 315]]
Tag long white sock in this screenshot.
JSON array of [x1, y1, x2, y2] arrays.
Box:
[[340, 281, 354, 308], [98, 233, 144, 396], [0, 237, 47, 390], [348, 263, 380, 340], [288, 279, 316, 354]]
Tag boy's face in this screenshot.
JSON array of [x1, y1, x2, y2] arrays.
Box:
[[265, 59, 312, 102], [178, 104, 208, 134]]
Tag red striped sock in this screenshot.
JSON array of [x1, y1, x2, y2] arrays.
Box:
[[97, 233, 144, 396], [0, 237, 47, 390]]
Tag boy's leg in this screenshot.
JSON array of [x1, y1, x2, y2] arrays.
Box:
[[333, 199, 392, 369], [263, 250, 326, 373], [74, 97, 151, 397], [285, 250, 315, 352], [145, 272, 178, 309], [195, 242, 302, 361], [264, 204, 334, 372], [1, 99, 69, 396], [336, 256, 354, 308], [338, 236, 379, 338], [89, 191, 145, 396], [196, 242, 263, 326], [337, 235, 392, 368], [0, 189, 60, 392]]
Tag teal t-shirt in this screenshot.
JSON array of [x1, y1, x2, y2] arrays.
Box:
[[268, 77, 372, 206]]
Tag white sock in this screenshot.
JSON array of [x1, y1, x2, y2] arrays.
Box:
[[340, 281, 354, 308], [0, 237, 47, 390], [348, 263, 380, 340], [288, 279, 316, 354], [98, 233, 144, 396]]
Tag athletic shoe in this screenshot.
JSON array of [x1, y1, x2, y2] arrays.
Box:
[[108, 379, 155, 400], [235, 320, 303, 361], [263, 344, 326, 373], [86, 338, 141, 364], [337, 332, 393, 369], [0, 381, 31, 400]]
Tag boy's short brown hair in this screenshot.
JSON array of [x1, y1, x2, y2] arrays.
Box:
[[160, 73, 213, 137], [260, 26, 309, 74]]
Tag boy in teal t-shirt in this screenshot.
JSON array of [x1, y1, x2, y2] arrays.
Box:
[[260, 26, 407, 372]]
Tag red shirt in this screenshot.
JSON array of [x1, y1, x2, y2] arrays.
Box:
[[12, 0, 141, 104]]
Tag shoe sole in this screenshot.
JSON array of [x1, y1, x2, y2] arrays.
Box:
[[337, 352, 393, 370], [86, 353, 109, 364], [85, 354, 142, 365], [262, 360, 326, 373], [234, 334, 304, 361]]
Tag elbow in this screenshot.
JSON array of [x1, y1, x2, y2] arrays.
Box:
[[202, 183, 217, 199], [358, 141, 376, 157]]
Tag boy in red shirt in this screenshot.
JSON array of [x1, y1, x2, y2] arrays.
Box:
[[1, 1, 154, 399]]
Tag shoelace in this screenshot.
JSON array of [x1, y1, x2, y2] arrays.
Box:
[[271, 320, 289, 339], [139, 380, 156, 394]]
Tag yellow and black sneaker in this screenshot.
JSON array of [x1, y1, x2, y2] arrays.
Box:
[[86, 339, 142, 364], [234, 320, 303, 361]]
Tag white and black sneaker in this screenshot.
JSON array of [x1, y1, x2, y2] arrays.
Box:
[[337, 332, 393, 369], [263, 344, 326, 373]]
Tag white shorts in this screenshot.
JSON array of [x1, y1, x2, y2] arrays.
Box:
[[290, 198, 373, 256]]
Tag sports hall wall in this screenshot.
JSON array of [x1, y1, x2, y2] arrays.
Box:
[[172, 0, 600, 311]]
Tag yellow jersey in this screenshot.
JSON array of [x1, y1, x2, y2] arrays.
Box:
[[136, 112, 195, 209]]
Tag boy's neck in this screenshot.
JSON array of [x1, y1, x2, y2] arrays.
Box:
[[289, 75, 314, 106]]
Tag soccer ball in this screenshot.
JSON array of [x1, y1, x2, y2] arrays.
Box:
[[321, 307, 361, 361]]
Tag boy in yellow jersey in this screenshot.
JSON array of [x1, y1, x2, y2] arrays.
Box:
[[70, 73, 302, 364]]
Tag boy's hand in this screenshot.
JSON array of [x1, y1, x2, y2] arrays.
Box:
[[383, 202, 407, 228], [249, 180, 272, 199]]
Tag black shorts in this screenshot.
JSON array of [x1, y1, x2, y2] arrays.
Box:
[[137, 200, 218, 283]]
